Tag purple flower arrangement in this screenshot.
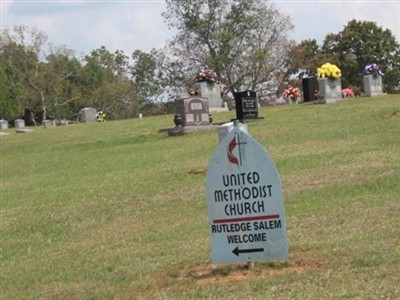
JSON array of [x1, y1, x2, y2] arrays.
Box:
[[362, 63, 384, 76]]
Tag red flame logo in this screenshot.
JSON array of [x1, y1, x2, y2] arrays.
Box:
[[227, 136, 239, 166]]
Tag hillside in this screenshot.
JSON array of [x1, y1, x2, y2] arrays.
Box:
[[1, 95, 399, 299]]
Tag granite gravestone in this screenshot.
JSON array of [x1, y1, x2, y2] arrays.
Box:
[[194, 82, 228, 112], [80, 107, 97, 123], [234, 90, 259, 121], [363, 75, 384, 97], [318, 78, 342, 103], [174, 97, 210, 126], [302, 77, 318, 102]]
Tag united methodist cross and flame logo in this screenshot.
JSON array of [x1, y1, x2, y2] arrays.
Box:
[[227, 132, 246, 166]]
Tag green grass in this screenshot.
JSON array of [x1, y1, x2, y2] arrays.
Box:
[[1, 95, 400, 299]]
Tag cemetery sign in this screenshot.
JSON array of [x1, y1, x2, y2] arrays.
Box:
[[206, 123, 288, 264]]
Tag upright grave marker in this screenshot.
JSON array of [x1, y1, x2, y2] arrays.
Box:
[[206, 122, 288, 264], [363, 75, 384, 97], [234, 90, 259, 121], [80, 107, 97, 123], [302, 76, 318, 102], [174, 96, 210, 126]]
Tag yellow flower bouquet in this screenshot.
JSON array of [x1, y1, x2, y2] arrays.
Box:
[[317, 63, 342, 79]]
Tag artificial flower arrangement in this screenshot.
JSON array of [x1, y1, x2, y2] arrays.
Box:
[[187, 86, 201, 96], [96, 111, 106, 122], [362, 63, 384, 76], [282, 86, 301, 100], [342, 88, 355, 98], [194, 67, 220, 83], [317, 63, 342, 79]]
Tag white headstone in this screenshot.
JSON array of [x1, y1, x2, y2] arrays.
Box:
[[0, 119, 8, 130], [42, 120, 52, 127], [14, 119, 25, 129], [80, 107, 97, 123], [206, 123, 288, 264]]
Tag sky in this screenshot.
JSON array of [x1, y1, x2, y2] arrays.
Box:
[[1, 0, 399, 58]]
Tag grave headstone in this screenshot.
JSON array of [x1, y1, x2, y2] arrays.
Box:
[[363, 75, 384, 97], [206, 122, 288, 264], [318, 78, 342, 103], [194, 82, 228, 112], [0, 119, 8, 130], [14, 119, 25, 129], [42, 120, 52, 128], [234, 90, 259, 121], [302, 76, 318, 102], [80, 107, 97, 123], [174, 97, 210, 126]]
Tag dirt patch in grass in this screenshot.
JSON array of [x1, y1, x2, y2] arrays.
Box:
[[173, 256, 323, 285], [187, 168, 207, 176]]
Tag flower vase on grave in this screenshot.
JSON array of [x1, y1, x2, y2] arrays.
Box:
[[285, 98, 298, 105], [173, 114, 183, 127]]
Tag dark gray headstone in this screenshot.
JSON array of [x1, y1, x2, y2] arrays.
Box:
[[175, 97, 210, 126], [302, 77, 318, 102]]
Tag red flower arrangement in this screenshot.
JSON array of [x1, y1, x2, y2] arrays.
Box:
[[282, 86, 301, 100]]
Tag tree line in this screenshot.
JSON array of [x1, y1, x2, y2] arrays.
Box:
[[1, 0, 399, 123]]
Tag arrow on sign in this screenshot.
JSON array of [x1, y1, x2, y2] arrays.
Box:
[[232, 247, 264, 257]]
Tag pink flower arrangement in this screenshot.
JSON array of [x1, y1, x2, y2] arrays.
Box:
[[194, 67, 220, 83], [342, 88, 355, 98], [282, 86, 301, 100]]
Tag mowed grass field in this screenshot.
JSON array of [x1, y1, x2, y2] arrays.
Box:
[[1, 95, 400, 299]]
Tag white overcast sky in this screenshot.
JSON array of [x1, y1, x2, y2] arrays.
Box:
[[1, 0, 399, 57]]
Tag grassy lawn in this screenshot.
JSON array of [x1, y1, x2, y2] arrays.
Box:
[[1, 95, 399, 299]]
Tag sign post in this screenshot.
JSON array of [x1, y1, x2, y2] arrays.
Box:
[[206, 122, 288, 264]]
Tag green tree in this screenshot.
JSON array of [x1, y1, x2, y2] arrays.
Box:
[[0, 25, 48, 122], [42, 45, 83, 119], [322, 19, 400, 92], [0, 25, 84, 121], [163, 0, 293, 98], [130, 49, 160, 109], [80, 46, 139, 119], [0, 58, 25, 119]]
